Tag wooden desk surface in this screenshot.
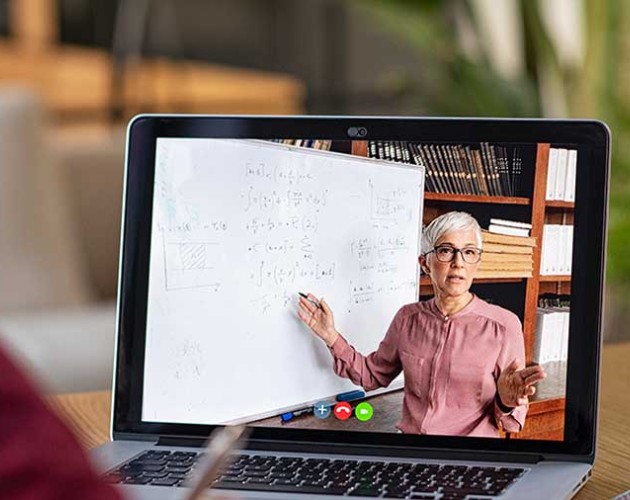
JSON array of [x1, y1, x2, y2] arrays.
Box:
[[49, 342, 630, 499]]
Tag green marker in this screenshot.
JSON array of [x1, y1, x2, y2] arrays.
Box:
[[354, 402, 374, 422]]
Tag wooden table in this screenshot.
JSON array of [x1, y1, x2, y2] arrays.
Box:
[[49, 342, 630, 499]]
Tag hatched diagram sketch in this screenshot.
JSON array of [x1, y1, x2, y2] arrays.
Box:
[[163, 235, 222, 291]]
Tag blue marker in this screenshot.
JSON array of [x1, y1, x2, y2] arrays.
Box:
[[280, 407, 313, 423], [335, 390, 366, 402]]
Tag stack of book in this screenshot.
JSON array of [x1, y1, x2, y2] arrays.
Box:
[[478, 223, 535, 278], [533, 296, 570, 364], [368, 141, 524, 197], [540, 224, 574, 275], [487, 218, 531, 237], [545, 148, 577, 202]]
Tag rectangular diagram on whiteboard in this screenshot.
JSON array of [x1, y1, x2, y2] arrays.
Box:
[[162, 239, 221, 291]]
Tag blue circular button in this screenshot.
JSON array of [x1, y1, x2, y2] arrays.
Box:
[[313, 401, 332, 419]]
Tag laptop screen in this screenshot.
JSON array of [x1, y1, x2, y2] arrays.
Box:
[[134, 130, 602, 444]]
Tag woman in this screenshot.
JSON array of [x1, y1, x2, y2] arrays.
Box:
[[298, 211, 546, 437]]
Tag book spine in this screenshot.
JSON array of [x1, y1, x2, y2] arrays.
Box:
[[565, 149, 577, 202], [471, 149, 490, 196], [435, 145, 456, 194], [480, 143, 496, 196], [554, 148, 569, 201], [429, 145, 452, 194], [463, 146, 481, 195], [446, 145, 463, 194]]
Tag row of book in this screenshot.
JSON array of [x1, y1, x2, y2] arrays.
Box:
[[368, 141, 524, 197], [540, 225, 574, 276], [269, 139, 332, 150], [478, 219, 535, 278], [545, 148, 577, 202], [533, 296, 571, 364]]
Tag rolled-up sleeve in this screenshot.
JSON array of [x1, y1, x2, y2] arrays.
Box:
[[329, 310, 404, 391], [493, 318, 528, 433]]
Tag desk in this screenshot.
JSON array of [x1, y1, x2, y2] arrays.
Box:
[[49, 342, 630, 499]]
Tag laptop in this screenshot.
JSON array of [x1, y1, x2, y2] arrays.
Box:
[[92, 116, 610, 499]]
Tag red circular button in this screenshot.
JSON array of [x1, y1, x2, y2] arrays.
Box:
[[333, 402, 352, 421]]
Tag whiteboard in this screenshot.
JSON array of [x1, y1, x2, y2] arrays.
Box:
[[141, 139, 425, 424]]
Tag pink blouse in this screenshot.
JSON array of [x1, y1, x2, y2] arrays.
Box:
[[329, 295, 527, 437]]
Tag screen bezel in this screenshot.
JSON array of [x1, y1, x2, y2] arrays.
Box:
[[112, 115, 609, 462]]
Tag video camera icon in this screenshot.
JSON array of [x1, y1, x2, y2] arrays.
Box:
[[354, 402, 374, 422]]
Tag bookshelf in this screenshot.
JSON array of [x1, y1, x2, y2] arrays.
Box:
[[352, 140, 568, 441]]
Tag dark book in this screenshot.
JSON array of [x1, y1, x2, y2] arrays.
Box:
[[434, 145, 453, 193], [439, 145, 464, 194], [479, 142, 496, 196], [513, 148, 522, 196], [491, 145, 504, 196], [463, 145, 481, 195], [431, 144, 455, 193], [368, 140, 377, 159], [447, 145, 468, 194], [377, 141, 385, 160], [401, 141, 411, 163], [459, 145, 479, 195], [422, 144, 446, 193], [482, 142, 502, 196], [409, 143, 435, 192], [471, 148, 490, 196]]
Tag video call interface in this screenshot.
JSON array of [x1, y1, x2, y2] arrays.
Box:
[[142, 137, 576, 441]]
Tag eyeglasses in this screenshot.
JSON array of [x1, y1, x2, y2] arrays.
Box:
[[425, 245, 483, 264]]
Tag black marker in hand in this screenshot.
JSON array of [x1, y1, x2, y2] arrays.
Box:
[[299, 291, 324, 311]]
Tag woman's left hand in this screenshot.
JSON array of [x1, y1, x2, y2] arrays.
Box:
[[497, 360, 546, 409]]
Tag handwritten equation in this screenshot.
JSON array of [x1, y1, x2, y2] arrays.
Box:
[[243, 187, 328, 212], [245, 161, 314, 186], [350, 235, 410, 259], [349, 279, 417, 306], [250, 260, 336, 290], [244, 215, 318, 236]]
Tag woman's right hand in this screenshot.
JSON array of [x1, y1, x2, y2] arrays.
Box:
[[297, 293, 339, 347]]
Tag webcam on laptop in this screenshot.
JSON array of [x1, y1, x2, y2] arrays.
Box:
[[347, 126, 368, 138]]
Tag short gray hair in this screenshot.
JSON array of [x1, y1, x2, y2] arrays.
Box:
[[421, 211, 482, 255]]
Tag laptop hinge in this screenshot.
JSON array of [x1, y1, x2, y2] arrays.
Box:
[[157, 436, 207, 448], [155, 436, 543, 464]]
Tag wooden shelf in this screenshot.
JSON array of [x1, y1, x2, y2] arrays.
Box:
[[538, 281, 571, 295], [545, 200, 575, 209], [539, 275, 571, 282], [424, 192, 530, 205]]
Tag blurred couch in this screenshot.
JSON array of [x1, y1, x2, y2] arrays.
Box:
[[0, 89, 124, 393]]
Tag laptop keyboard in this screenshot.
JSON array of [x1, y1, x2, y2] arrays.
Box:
[[104, 450, 525, 498]]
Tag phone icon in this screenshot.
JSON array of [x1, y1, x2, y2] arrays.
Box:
[[333, 402, 352, 421]]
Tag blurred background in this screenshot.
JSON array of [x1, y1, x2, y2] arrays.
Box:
[[0, 0, 625, 394]]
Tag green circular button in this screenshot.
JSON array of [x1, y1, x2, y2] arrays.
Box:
[[354, 402, 374, 422]]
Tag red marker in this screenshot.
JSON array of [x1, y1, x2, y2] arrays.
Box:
[[333, 402, 352, 421]]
